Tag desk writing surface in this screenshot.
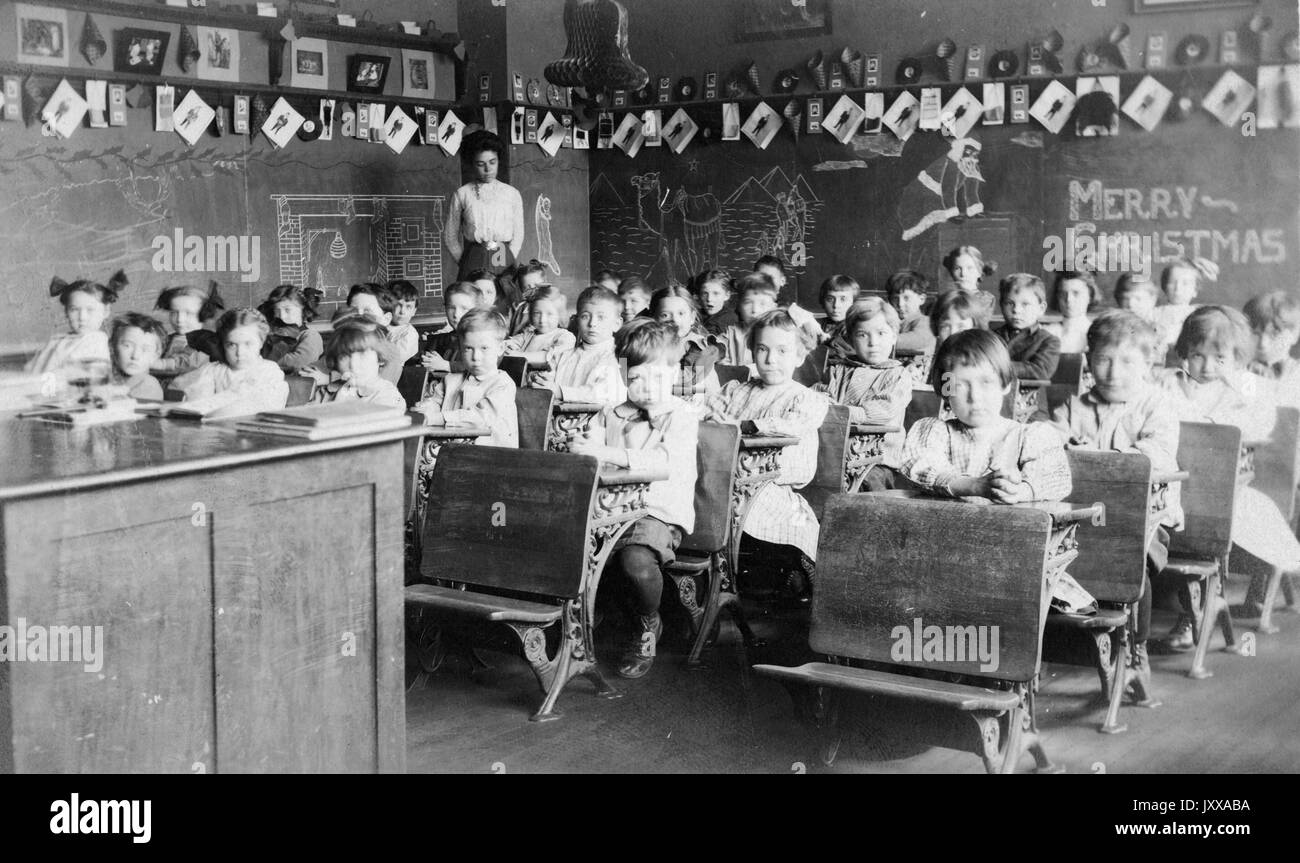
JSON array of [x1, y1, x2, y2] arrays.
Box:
[[0, 414, 430, 501]]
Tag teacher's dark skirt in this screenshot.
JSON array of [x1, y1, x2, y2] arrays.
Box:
[[456, 242, 516, 281]]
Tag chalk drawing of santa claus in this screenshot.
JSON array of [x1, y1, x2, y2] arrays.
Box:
[[897, 137, 985, 242]]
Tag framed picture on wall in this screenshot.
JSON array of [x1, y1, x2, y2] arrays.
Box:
[[196, 26, 240, 82], [401, 50, 436, 98], [114, 28, 171, 76], [734, 0, 831, 42], [1133, 0, 1257, 12], [347, 54, 390, 94], [15, 4, 69, 67], [290, 38, 329, 90]]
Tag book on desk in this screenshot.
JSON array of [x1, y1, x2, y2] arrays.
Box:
[[235, 401, 413, 440]]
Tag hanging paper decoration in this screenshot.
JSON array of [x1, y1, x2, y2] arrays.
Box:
[[982, 83, 1006, 125], [861, 92, 883, 134], [80, 14, 107, 65], [614, 112, 644, 156], [261, 96, 304, 148], [663, 108, 698, 153], [1029, 79, 1076, 134], [85, 80, 108, 128], [439, 109, 466, 155], [824, 94, 864, 144], [173, 89, 215, 145], [155, 85, 175, 132], [782, 100, 802, 141], [919, 87, 942, 130], [721, 103, 740, 140], [1121, 75, 1172, 132], [741, 101, 778, 149], [806, 50, 827, 90], [935, 38, 958, 82], [941, 87, 982, 138], [1257, 65, 1300, 129], [642, 109, 662, 147], [841, 47, 865, 88], [536, 111, 563, 156], [881, 90, 920, 141], [1202, 69, 1256, 126], [319, 99, 335, 141], [41, 78, 87, 139], [1075, 77, 1120, 137], [383, 107, 417, 154]]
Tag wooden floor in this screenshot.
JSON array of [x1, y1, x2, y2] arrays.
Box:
[[405, 577, 1300, 774]]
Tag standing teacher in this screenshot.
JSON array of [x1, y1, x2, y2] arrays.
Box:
[[444, 131, 525, 281]]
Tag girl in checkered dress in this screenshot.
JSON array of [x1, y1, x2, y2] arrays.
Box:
[[651, 286, 722, 405]]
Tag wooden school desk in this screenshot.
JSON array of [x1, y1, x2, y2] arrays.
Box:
[[0, 414, 428, 773]]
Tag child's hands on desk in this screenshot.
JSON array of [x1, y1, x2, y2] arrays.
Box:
[[299, 367, 330, 386], [568, 430, 630, 467], [421, 352, 450, 372], [988, 468, 1034, 504]]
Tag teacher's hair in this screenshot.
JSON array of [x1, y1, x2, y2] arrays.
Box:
[[462, 129, 507, 161]]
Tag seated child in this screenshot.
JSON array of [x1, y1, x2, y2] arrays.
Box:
[[421, 281, 480, 371], [817, 298, 910, 489], [755, 255, 824, 348], [1152, 258, 1210, 356], [903, 329, 1072, 504], [651, 285, 721, 404], [152, 283, 223, 376], [1114, 272, 1167, 359], [818, 274, 860, 344], [1046, 270, 1099, 355], [530, 286, 627, 406], [694, 269, 738, 336], [704, 310, 829, 596], [1159, 305, 1299, 641], [27, 271, 121, 376], [259, 284, 324, 373], [942, 245, 998, 318], [108, 312, 166, 401], [504, 284, 576, 365], [593, 269, 622, 293], [414, 308, 518, 446], [993, 273, 1061, 382], [618, 276, 653, 324], [1243, 290, 1300, 410], [309, 318, 406, 409], [929, 289, 987, 346], [571, 320, 700, 678], [1049, 310, 1181, 690], [719, 273, 778, 366], [170, 308, 290, 418], [340, 283, 402, 384], [888, 269, 937, 355], [386, 279, 421, 365], [506, 260, 547, 335]]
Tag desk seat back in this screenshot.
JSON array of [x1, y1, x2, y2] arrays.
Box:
[[517, 387, 557, 451], [1066, 450, 1152, 604], [813, 493, 1052, 683], [1251, 407, 1300, 525], [800, 403, 851, 517], [421, 445, 600, 599], [715, 364, 751, 387], [1171, 421, 1242, 561], [1043, 353, 1085, 416], [679, 422, 741, 555], [499, 355, 528, 388], [398, 367, 429, 408], [285, 374, 315, 407]]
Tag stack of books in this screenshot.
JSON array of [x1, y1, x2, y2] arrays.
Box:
[[20, 398, 141, 427], [234, 402, 413, 440]]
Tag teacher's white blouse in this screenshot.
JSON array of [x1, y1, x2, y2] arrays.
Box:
[[443, 180, 525, 263]]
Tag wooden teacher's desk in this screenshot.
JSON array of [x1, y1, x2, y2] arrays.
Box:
[[0, 414, 427, 773]]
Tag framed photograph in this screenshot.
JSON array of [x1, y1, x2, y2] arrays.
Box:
[[15, 4, 69, 67], [347, 54, 390, 94], [291, 38, 329, 90], [196, 26, 240, 82], [734, 0, 831, 42], [114, 28, 171, 76], [402, 49, 435, 98], [1133, 0, 1255, 11]]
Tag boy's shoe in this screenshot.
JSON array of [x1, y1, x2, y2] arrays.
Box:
[[1161, 616, 1194, 652], [618, 613, 663, 679]]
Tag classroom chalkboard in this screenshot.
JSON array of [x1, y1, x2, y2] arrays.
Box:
[[589, 109, 1300, 311], [0, 88, 462, 354]]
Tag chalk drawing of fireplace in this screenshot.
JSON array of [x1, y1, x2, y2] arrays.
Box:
[[272, 194, 446, 312]]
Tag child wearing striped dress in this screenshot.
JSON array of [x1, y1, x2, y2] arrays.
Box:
[[704, 310, 829, 599]]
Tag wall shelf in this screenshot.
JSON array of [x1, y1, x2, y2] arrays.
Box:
[[28, 0, 462, 58], [0, 60, 465, 111]]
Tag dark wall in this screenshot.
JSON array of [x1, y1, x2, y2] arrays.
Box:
[[587, 0, 1300, 309]]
